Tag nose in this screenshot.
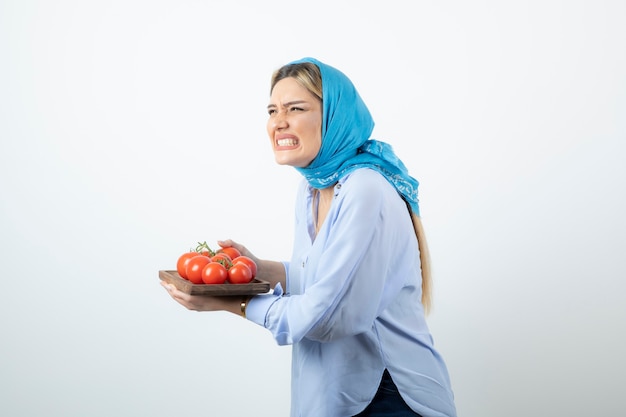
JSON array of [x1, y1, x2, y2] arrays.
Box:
[[272, 110, 288, 130]]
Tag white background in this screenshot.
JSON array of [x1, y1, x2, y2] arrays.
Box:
[[1, 1, 625, 416]]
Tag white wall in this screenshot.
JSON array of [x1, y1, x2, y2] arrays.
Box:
[[1, 1, 624, 416]]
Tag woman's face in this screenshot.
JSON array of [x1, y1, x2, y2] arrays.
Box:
[[267, 77, 322, 168]]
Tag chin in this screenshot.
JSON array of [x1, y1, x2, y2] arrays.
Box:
[[274, 156, 293, 167], [274, 155, 303, 167]]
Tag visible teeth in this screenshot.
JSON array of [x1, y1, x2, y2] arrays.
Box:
[[277, 138, 298, 146]]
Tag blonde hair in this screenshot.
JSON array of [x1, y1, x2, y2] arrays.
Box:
[[411, 213, 433, 315], [271, 61, 433, 314], [270, 62, 322, 101]]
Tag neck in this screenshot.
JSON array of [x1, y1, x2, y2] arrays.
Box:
[[313, 186, 335, 235]]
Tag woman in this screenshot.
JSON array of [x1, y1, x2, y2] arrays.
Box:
[[162, 57, 457, 417]]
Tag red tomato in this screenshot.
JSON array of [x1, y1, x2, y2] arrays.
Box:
[[217, 246, 242, 260], [233, 256, 257, 277], [228, 262, 253, 284], [185, 255, 211, 284], [211, 253, 233, 269], [177, 252, 199, 279], [202, 262, 228, 284]]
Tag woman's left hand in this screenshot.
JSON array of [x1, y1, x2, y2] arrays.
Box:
[[161, 281, 240, 314]]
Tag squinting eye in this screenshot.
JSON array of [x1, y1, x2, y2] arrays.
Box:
[[267, 109, 276, 116]]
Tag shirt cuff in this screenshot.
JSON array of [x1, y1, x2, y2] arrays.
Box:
[[246, 283, 284, 327]]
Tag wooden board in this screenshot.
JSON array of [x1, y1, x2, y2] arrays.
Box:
[[159, 270, 270, 296]]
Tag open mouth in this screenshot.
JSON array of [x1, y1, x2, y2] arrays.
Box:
[[277, 138, 299, 147]]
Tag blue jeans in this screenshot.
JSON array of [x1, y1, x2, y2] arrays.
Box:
[[353, 370, 423, 417]]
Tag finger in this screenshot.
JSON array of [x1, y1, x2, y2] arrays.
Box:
[[174, 294, 204, 311], [162, 282, 182, 296], [217, 239, 235, 248], [171, 288, 191, 302], [161, 282, 188, 301], [218, 239, 251, 257]]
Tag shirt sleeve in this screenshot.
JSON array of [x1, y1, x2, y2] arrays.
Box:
[[245, 262, 289, 327], [245, 283, 284, 327], [253, 170, 419, 345]]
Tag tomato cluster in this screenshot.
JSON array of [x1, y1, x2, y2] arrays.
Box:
[[176, 242, 257, 285]]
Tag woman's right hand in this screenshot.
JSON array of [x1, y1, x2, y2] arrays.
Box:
[[217, 239, 259, 264], [217, 239, 286, 289]]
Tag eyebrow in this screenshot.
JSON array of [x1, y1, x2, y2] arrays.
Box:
[[267, 100, 308, 110]]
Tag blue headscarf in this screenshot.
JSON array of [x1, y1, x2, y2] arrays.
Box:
[[288, 57, 421, 215]]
